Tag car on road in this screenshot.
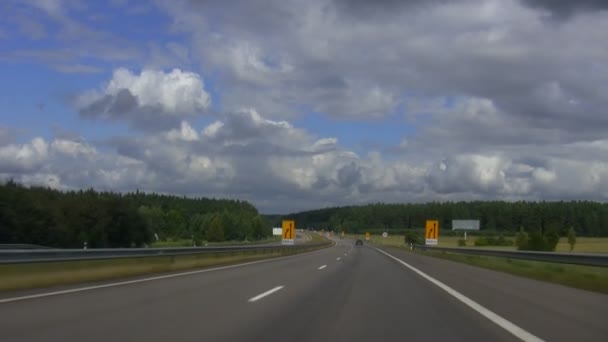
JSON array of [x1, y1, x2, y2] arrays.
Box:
[[355, 239, 364, 246]]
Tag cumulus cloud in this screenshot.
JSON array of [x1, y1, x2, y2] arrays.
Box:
[[3, 0, 608, 213], [167, 121, 199, 142], [76, 68, 211, 130], [159, 0, 608, 133], [426, 155, 509, 195], [51, 139, 97, 157], [0, 138, 49, 173], [3, 109, 608, 213]]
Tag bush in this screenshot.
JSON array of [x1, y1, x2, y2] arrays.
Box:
[[404, 231, 423, 245], [545, 228, 560, 251], [457, 239, 467, 246], [474, 236, 489, 246], [474, 235, 513, 247], [518, 228, 558, 252]]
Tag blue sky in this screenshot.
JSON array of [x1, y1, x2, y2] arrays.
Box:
[[1, 0, 607, 213], [0, 0, 413, 151]]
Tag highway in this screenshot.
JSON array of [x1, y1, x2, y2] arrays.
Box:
[[0, 239, 606, 342]]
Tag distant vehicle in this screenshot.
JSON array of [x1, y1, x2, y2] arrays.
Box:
[[355, 239, 364, 246]]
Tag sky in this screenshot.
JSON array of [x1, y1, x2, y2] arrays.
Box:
[[0, 0, 607, 214]]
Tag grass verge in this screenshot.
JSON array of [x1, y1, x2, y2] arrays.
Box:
[[415, 250, 608, 294], [0, 244, 328, 292], [151, 237, 281, 248], [307, 231, 331, 244], [357, 234, 608, 253]]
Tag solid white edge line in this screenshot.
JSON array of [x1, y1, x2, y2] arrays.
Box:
[[318, 265, 327, 270], [0, 246, 330, 305], [248, 286, 284, 302], [374, 248, 544, 342]]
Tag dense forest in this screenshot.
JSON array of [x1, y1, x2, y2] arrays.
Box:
[[282, 201, 608, 236], [0, 181, 270, 248]]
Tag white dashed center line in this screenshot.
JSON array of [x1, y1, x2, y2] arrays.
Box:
[[248, 286, 284, 302], [318, 265, 327, 270]]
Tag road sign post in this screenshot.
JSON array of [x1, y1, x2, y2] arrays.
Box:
[[425, 220, 439, 245], [282, 220, 295, 245]]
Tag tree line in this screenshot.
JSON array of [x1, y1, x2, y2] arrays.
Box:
[[0, 181, 271, 248], [282, 201, 608, 236]]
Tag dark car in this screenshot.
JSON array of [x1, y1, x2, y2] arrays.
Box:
[[355, 239, 364, 246]]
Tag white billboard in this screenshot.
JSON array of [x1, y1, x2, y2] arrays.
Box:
[[452, 220, 480, 230], [272, 228, 283, 236]]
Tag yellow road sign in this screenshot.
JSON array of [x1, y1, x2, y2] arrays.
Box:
[[425, 220, 439, 245], [365, 232, 370, 241], [282, 220, 295, 240]]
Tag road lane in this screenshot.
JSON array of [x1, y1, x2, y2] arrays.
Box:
[[0, 240, 349, 342], [380, 246, 608, 342], [0, 239, 605, 341], [237, 242, 517, 342]]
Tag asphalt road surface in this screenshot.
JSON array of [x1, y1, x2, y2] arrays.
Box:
[[1, 239, 606, 342]]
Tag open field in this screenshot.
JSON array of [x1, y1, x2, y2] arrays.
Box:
[[0, 244, 329, 292], [417, 250, 608, 294], [356, 233, 608, 253]]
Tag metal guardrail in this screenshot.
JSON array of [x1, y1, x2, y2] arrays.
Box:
[[412, 245, 608, 267], [0, 242, 332, 265]]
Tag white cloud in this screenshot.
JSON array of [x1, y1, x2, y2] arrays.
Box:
[[51, 139, 96, 157], [104, 68, 210, 114], [2, 110, 608, 213], [427, 155, 504, 195], [76, 68, 211, 130], [207, 41, 293, 85], [202, 121, 224, 138], [532, 167, 556, 184], [0, 138, 48, 173], [3, 0, 608, 213], [167, 121, 199, 141]]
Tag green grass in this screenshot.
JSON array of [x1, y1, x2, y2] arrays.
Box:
[[419, 250, 608, 294], [307, 231, 331, 243], [361, 233, 608, 253], [150, 237, 281, 248], [0, 243, 329, 292], [554, 237, 608, 253]]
